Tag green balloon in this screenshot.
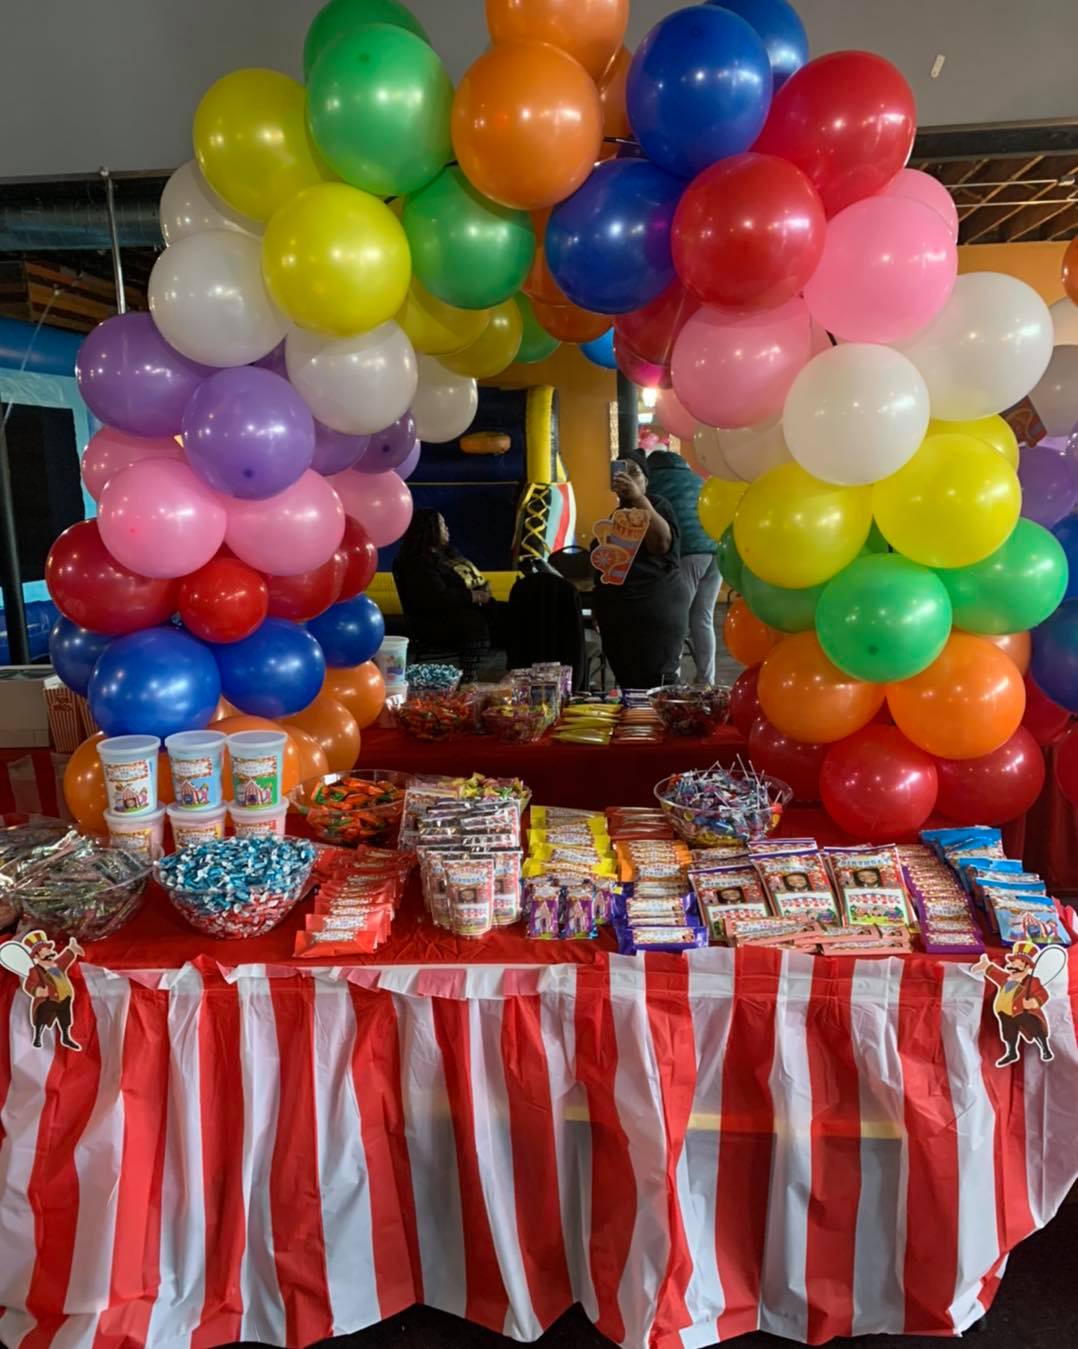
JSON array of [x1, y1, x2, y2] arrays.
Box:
[[307, 25, 452, 199], [515, 295, 560, 364], [817, 554, 953, 683], [717, 526, 743, 594], [303, 0, 429, 80], [742, 568, 823, 632], [936, 519, 1069, 635], [403, 168, 535, 310]]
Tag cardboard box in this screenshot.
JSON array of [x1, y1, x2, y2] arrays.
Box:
[[0, 667, 52, 748]]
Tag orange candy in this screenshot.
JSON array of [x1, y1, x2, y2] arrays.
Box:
[[758, 632, 885, 744], [723, 598, 780, 667]]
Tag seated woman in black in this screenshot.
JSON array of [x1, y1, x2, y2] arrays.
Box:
[[393, 510, 505, 665], [590, 453, 689, 690]]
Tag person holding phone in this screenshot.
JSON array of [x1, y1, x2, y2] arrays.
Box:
[[590, 451, 689, 689]]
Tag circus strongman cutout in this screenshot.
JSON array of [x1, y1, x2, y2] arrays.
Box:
[[0, 931, 83, 1051], [971, 941, 1068, 1068]]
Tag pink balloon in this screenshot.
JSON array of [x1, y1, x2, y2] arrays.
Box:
[[226, 469, 345, 576], [614, 336, 672, 389], [880, 168, 959, 243], [655, 388, 698, 440], [97, 459, 227, 579], [328, 469, 413, 548], [671, 299, 813, 429], [81, 427, 185, 503], [803, 197, 957, 344]]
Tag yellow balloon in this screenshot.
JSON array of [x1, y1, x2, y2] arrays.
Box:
[[193, 69, 326, 221], [873, 433, 1022, 569], [698, 478, 746, 541], [734, 463, 872, 588], [397, 279, 489, 356], [262, 183, 411, 336], [441, 299, 523, 378], [928, 415, 1019, 470]]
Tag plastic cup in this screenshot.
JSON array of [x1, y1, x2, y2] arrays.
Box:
[[96, 735, 160, 815], [227, 730, 287, 809], [374, 636, 409, 685], [167, 802, 226, 851], [106, 805, 165, 860], [228, 801, 288, 840], [165, 730, 226, 810]]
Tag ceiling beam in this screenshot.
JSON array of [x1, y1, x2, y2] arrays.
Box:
[[1002, 195, 1078, 241], [914, 120, 1078, 162], [1047, 216, 1078, 242]]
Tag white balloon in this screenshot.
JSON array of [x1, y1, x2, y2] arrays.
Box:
[[148, 231, 286, 367], [719, 419, 793, 482], [159, 160, 260, 246], [411, 356, 478, 443], [1050, 296, 1078, 346], [692, 425, 736, 479], [1029, 344, 1078, 436], [287, 323, 418, 436], [783, 343, 930, 486], [895, 272, 1053, 421]]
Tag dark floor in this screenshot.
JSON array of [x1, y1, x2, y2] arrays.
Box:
[[282, 1201, 1078, 1349]]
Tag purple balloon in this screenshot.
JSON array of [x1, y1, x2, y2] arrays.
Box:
[[1019, 443, 1078, 528], [398, 438, 422, 480], [182, 367, 315, 501], [311, 421, 371, 475], [354, 412, 419, 473], [252, 341, 288, 377], [76, 313, 213, 437]]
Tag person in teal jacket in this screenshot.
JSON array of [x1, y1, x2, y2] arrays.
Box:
[[645, 448, 721, 683]]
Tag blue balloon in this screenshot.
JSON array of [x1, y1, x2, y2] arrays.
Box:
[[627, 6, 772, 180], [211, 618, 326, 719], [580, 329, 617, 369], [88, 628, 221, 738], [1053, 515, 1078, 601], [49, 618, 112, 696], [1033, 599, 1078, 711], [711, 0, 808, 90], [307, 596, 385, 668], [546, 160, 684, 315]]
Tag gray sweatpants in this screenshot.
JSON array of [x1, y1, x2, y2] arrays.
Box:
[[679, 553, 722, 684]]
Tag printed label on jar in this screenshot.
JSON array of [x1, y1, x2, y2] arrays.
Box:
[[174, 821, 225, 848], [231, 755, 281, 808], [104, 759, 154, 813], [233, 818, 283, 838], [109, 828, 154, 857], [172, 757, 217, 809]]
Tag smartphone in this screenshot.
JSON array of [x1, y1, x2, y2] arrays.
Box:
[[610, 458, 628, 487]]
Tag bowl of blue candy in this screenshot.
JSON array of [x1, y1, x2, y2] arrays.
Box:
[[154, 835, 316, 939]]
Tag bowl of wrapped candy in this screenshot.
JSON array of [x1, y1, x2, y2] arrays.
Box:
[[155, 835, 316, 939], [648, 685, 719, 737], [289, 770, 411, 846], [2, 826, 153, 942], [482, 702, 552, 744], [654, 763, 792, 846], [406, 663, 462, 694], [396, 691, 474, 741]]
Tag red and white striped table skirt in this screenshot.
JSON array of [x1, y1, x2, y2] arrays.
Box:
[[1, 947, 1076, 1349]]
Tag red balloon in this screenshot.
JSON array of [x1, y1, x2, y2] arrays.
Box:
[[748, 715, 827, 803], [178, 558, 268, 644], [820, 726, 938, 840], [1022, 673, 1071, 747], [754, 52, 917, 218], [1054, 725, 1078, 806], [937, 727, 1046, 825], [729, 664, 762, 738], [614, 334, 672, 389], [45, 519, 179, 635], [614, 279, 700, 367], [335, 516, 379, 601], [672, 153, 826, 311], [265, 554, 346, 622]]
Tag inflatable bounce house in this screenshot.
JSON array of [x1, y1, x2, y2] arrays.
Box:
[[367, 383, 576, 614]]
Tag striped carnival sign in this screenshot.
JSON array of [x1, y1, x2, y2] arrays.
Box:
[[0, 948, 1076, 1349]]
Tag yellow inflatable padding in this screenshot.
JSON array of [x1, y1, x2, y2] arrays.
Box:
[[366, 570, 520, 617]]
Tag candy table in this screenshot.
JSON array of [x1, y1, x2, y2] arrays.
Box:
[[2, 792, 1078, 1349]]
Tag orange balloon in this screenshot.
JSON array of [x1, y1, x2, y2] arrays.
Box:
[[287, 726, 331, 783], [215, 714, 304, 798], [210, 697, 238, 723], [323, 662, 386, 730], [523, 209, 569, 306], [452, 41, 603, 211], [724, 598, 780, 666], [157, 751, 175, 807], [63, 732, 108, 832], [487, 0, 628, 82], [981, 630, 1031, 674], [1063, 237, 1078, 306], [283, 695, 361, 774], [531, 296, 611, 343], [887, 633, 1026, 761], [598, 45, 632, 159], [758, 633, 885, 744]]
